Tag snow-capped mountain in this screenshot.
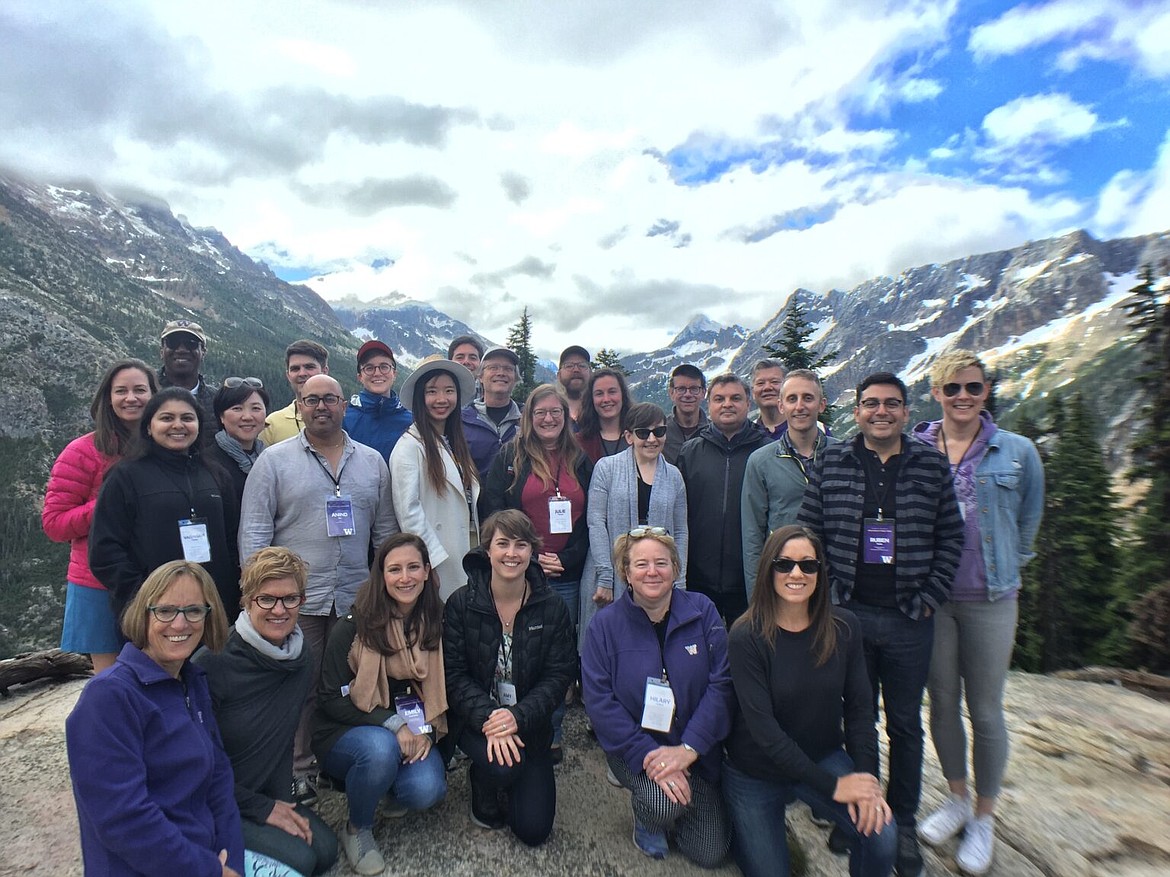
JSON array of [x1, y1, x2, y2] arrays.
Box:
[[328, 294, 490, 370], [621, 314, 750, 407]]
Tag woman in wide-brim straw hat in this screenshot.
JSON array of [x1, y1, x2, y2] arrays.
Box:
[[390, 356, 480, 601]]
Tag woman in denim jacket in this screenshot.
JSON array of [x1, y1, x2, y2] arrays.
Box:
[[910, 350, 1043, 876]]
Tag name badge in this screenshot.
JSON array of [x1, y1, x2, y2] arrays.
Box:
[[863, 518, 895, 564], [548, 495, 572, 534], [496, 680, 518, 706], [178, 518, 211, 563], [325, 495, 355, 537], [640, 677, 675, 733], [394, 693, 433, 735]]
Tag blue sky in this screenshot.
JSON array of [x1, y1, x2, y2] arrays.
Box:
[[2, 0, 1168, 355]]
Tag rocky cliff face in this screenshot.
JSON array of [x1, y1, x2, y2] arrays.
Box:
[[5, 670, 1166, 876]]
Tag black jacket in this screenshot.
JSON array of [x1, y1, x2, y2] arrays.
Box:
[[193, 631, 312, 824], [89, 442, 241, 626], [479, 444, 594, 582], [676, 421, 768, 596], [443, 549, 576, 751]]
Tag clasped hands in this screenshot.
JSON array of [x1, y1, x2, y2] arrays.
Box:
[[833, 772, 892, 836], [483, 707, 525, 766], [644, 744, 699, 806], [395, 724, 433, 764]]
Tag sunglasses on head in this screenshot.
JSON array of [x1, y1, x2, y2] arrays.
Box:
[[771, 557, 821, 574], [632, 426, 667, 440], [223, 376, 263, 389], [942, 381, 985, 397], [628, 526, 668, 538]]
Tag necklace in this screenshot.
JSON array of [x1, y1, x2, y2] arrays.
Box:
[[492, 580, 529, 632]]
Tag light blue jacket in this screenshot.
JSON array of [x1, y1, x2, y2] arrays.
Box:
[[912, 417, 1044, 601]]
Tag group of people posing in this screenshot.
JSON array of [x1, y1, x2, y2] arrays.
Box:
[[46, 320, 1042, 877]]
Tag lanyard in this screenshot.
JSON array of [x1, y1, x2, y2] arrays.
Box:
[[158, 460, 199, 517], [308, 445, 344, 497], [939, 427, 976, 475]]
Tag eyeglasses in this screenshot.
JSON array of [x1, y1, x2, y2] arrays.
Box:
[[632, 426, 667, 440], [251, 593, 307, 610], [942, 381, 985, 398], [771, 558, 821, 574], [628, 526, 669, 538], [858, 398, 904, 411], [560, 361, 590, 372], [671, 385, 704, 397], [148, 604, 211, 623], [532, 408, 565, 420], [301, 394, 343, 408], [164, 335, 203, 351], [223, 376, 263, 389], [482, 364, 515, 375], [361, 362, 395, 375]]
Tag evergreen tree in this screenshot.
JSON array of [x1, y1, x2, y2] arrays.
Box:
[[1016, 393, 1124, 671], [764, 298, 838, 372], [505, 307, 538, 402], [1122, 266, 1170, 587], [592, 348, 630, 375]]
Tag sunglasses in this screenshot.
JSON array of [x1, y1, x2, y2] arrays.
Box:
[[164, 335, 203, 350], [251, 593, 307, 610], [223, 376, 263, 389], [628, 526, 668, 538], [942, 381, 985, 398], [632, 426, 667, 440], [771, 558, 821, 574]]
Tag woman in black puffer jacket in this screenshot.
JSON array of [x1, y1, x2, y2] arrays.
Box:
[[443, 509, 576, 847]]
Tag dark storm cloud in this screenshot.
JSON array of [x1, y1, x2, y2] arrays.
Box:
[[500, 172, 532, 204], [293, 176, 459, 213], [470, 256, 557, 289], [0, 4, 477, 182]]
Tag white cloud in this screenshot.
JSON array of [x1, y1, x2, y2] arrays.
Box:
[[1095, 129, 1170, 238], [982, 93, 1100, 147], [970, 0, 1170, 78]]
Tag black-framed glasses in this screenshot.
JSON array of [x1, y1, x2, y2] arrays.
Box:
[[772, 558, 821, 574], [224, 376, 264, 389], [301, 394, 343, 408], [148, 604, 211, 623], [251, 593, 307, 610], [560, 361, 590, 371], [632, 426, 667, 440], [360, 362, 396, 375], [164, 335, 203, 351], [671, 385, 704, 397], [858, 398, 904, 411], [942, 381, 985, 398], [628, 526, 668, 538]]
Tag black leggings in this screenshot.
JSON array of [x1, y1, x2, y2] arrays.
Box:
[[459, 728, 557, 847], [242, 805, 338, 876]]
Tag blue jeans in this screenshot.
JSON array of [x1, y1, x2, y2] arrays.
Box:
[[847, 602, 934, 829], [321, 726, 446, 829], [548, 578, 580, 746], [723, 751, 897, 877]]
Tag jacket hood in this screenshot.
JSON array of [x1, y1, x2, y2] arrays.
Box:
[[353, 388, 405, 414], [912, 409, 996, 445]]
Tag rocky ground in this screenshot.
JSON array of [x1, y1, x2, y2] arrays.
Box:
[[2, 670, 1168, 877]]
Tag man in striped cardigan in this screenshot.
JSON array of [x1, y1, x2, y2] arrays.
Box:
[[799, 371, 963, 877]]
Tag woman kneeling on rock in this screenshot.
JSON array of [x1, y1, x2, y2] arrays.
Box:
[[312, 533, 449, 875], [581, 527, 733, 866]]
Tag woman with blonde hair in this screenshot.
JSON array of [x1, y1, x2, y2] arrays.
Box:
[[66, 560, 243, 876], [195, 547, 338, 877], [911, 350, 1043, 875]]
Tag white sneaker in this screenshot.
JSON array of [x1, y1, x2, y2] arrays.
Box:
[[956, 815, 995, 875], [918, 794, 972, 846]]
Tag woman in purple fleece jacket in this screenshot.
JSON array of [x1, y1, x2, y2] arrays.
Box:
[[66, 560, 243, 877], [581, 528, 733, 867]]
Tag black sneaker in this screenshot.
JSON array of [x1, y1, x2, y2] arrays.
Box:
[[292, 774, 317, 808], [827, 824, 850, 855], [896, 828, 924, 877], [469, 779, 505, 830]]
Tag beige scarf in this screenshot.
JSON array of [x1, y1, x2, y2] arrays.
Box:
[[346, 618, 448, 737]]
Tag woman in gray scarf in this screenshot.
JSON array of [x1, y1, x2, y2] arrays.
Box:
[[206, 377, 270, 503], [195, 547, 338, 876]]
